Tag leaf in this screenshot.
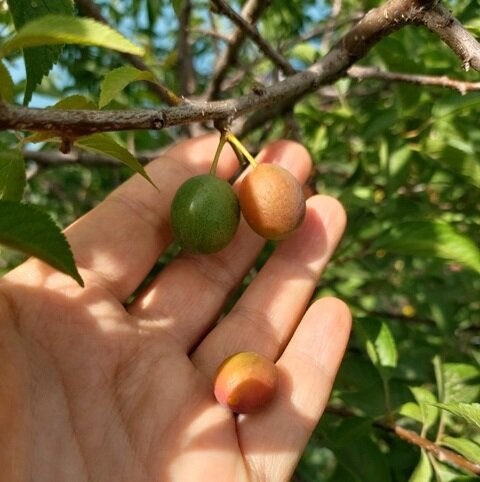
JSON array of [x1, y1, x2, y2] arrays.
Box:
[[408, 450, 433, 482], [372, 220, 480, 274], [409, 387, 439, 431], [6, 0, 73, 105], [0, 61, 14, 102], [99, 66, 158, 109], [0, 200, 83, 286], [440, 436, 480, 464], [433, 402, 480, 431], [75, 134, 155, 187], [0, 150, 26, 201], [399, 402, 423, 423], [1, 15, 145, 58], [355, 317, 398, 380], [444, 363, 480, 403]]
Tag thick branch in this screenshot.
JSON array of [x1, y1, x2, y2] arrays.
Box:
[[348, 65, 480, 94], [415, 2, 480, 71], [2, 0, 480, 136]]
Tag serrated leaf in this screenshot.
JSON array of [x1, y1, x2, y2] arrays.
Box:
[[0, 200, 83, 286], [99, 66, 157, 109], [75, 134, 155, 187], [409, 387, 439, 431], [441, 436, 480, 464], [0, 150, 26, 201], [0, 61, 14, 102], [373, 220, 480, 274], [6, 0, 73, 105], [355, 317, 398, 379], [433, 402, 480, 431], [1, 15, 144, 58], [408, 450, 433, 482]]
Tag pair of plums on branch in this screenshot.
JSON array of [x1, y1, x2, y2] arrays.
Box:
[[169, 135, 306, 415], [170, 137, 306, 255]]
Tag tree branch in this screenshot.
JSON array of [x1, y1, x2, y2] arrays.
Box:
[[381, 422, 480, 475], [2, 0, 480, 136], [348, 65, 480, 94], [207, 0, 271, 99], [325, 405, 480, 476], [210, 0, 296, 77], [177, 0, 196, 97]]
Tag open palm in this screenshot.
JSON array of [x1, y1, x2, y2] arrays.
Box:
[[0, 136, 350, 482]]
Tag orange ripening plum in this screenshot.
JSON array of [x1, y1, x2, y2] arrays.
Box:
[[213, 351, 278, 414], [239, 164, 306, 240]]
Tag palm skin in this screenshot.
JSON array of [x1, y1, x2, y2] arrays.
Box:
[[0, 136, 351, 482]]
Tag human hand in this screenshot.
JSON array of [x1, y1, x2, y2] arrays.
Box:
[[0, 135, 351, 482]]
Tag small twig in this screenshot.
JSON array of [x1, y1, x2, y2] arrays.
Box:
[[324, 405, 480, 476], [321, 0, 343, 51], [177, 0, 196, 97], [74, 0, 183, 106], [22, 148, 157, 166], [207, 0, 270, 99], [380, 422, 480, 475], [210, 0, 296, 77], [348, 65, 480, 94]]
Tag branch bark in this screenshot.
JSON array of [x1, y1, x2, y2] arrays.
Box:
[[348, 65, 480, 94], [2, 0, 480, 136], [325, 405, 480, 476]]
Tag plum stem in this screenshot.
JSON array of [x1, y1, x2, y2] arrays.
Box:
[[226, 133, 258, 169], [210, 132, 228, 176]]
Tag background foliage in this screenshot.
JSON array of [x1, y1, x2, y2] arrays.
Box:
[[1, 0, 480, 480]]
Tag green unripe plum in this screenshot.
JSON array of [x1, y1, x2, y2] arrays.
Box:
[[170, 174, 240, 254], [213, 351, 278, 414]]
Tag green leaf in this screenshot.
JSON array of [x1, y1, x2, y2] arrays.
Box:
[[75, 134, 155, 187], [444, 363, 480, 403], [372, 220, 480, 274], [1, 15, 145, 58], [99, 66, 158, 109], [408, 450, 433, 482], [0, 200, 83, 286], [399, 402, 423, 423], [355, 317, 398, 380], [433, 402, 480, 431], [52, 95, 98, 110], [409, 387, 439, 431], [0, 150, 26, 201], [6, 0, 73, 105], [0, 61, 14, 102], [441, 436, 480, 464]]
